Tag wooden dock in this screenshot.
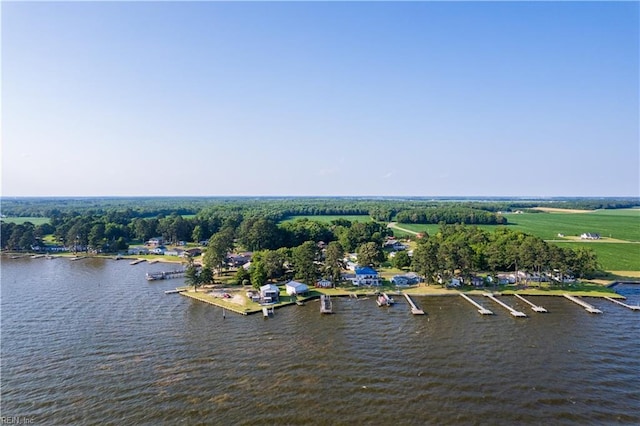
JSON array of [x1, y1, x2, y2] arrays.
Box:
[[484, 294, 527, 317], [146, 270, 186, 281], [459, 293, 493, 315], [563, 294, 602, 313], [514, 294, 548, 313], [164, 289, 183, 294], [604, 296, 640, 311], [320, 295, 333, 314], [403, 293, 425, 315], [130, 258, 146, 265], [262, 306, 274, 317]]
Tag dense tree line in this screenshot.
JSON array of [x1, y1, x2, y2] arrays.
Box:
[[395, 207, 507, 225], [411, 225, 601, 285], [3, 197, 637, 220]]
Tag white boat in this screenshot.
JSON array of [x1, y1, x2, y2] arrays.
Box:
[[376, 293, 394, 307]]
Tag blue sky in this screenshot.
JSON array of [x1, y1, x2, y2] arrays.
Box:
[[2, 1, 638, 197]]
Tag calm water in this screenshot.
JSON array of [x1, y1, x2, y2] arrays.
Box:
[[1, 257, 639, 425]]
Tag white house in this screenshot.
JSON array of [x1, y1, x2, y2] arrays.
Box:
[[285, 281, 309, 296], [448, 278, 461, 288], [316, 279, 332, 288], [259, 284, 280, 303], [149, 246, 166, 255], [148, 237, 164, 246], [581, 233, 601, 240], [354, 267, 380, 286], [128, 247, 149, 255], [391, 273, 420, 286]]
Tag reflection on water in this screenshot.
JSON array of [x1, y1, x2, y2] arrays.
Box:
[[1, 257, 639, 425]]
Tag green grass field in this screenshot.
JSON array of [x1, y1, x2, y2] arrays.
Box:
[[289, 209, 640, 271], [283, 215, 373, 223], [1, 216, 50, 226], [505, 209, 640, 242]]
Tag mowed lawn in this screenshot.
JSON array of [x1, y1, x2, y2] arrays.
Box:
[[1, 216, 50, 226]]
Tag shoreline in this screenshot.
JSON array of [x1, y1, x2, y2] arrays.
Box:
[[176, 284, 630, 316]]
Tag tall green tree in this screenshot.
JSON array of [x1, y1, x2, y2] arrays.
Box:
[[292, 241, 319, 285], [250, 260, 267, 290], [356, 242, 384, 267], [324, 241, 344, 284], [392, 250, 411, 270], [185, 259, 202, 291], [203, 229, 234, 275]]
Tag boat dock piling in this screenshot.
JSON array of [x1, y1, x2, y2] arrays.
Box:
[[604, 296, 640, 311], [320, 295, 333, 314], [514, 294, 548, 313], [563, 294, 603, 314], [403, 294, 425, 315], [459, 293, 493, 315], [146, 270, 186, 281], [484, 294, 527, 317]]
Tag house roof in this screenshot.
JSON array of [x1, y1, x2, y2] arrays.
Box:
[[286, 281, 309, 290], [355, 266, 378, 275], [260, 284, 279, 292]]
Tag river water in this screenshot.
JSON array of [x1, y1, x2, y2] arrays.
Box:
[[1, 257, 639, 425]]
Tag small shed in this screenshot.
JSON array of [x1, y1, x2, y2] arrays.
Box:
[[260, 284, 280, 303], [285, 281, 309, 296]]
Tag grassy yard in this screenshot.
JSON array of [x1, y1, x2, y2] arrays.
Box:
[[1, 216, 50, 226]]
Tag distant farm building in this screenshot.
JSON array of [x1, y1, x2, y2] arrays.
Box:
[[580, 233, 601, 240]]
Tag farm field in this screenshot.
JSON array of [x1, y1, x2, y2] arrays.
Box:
[[392, 209, 640, 242], [290, 209, 640, 271], [553, 242, 640, 272], [1, 216, 50, 226], [283, 215, 373, 223], [504, 209, 640, 242]]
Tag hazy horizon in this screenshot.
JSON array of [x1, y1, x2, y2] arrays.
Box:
[[3, 1, 638, 198]]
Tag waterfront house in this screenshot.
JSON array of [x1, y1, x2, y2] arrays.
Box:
[[354, 267, 380, 286], [227, 252, 253, 267], [391, 273, 420, 286], [260, 284, 280, 303], [471, 276, 485, 287], [448, 278, 461, 288], [246, 290, 261, 302], [128, 247, 149, 256], [185, 248, 202, 257], [150, 246, 166, 255], [148, 237, 164, 246], [285, 281, 309, 296], [164, 248, 185, 257], [316, 279, 333, 288]]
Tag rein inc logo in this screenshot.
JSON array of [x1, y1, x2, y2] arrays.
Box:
[[1, 417, 35, 425]]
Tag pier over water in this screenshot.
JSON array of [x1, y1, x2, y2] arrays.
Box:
[[403, 293, 425, 315], [459, 293, 493, 315], [563, 294, 602, 314], [604, 296, 640, 311], [484, 294, 527, 317], [514, 294, 548, 313]]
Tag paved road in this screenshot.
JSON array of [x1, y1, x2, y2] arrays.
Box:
[[387, 222, 420, 235]]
